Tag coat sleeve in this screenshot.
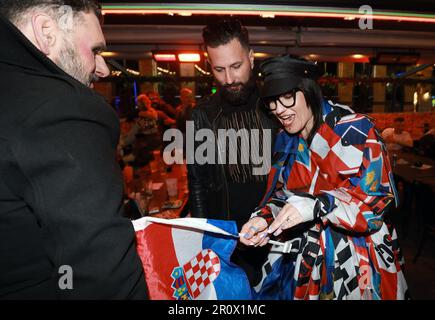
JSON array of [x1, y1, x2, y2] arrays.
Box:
[[6, 94, 147, 299], [187, 107, 209, 218], [259, 126, 397, 234]]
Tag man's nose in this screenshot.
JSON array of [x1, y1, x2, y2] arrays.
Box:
[[95, 55, 110, 78], [224, 69, 234, 85]]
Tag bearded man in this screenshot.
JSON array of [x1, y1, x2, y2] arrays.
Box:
[[187, 18, 278, 286], [0, 1, 147, 299]]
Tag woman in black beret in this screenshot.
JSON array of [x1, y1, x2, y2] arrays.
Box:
[[240, 55, 408, 300]]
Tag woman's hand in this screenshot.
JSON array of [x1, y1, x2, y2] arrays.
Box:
[[267, 203, 303, 237], [239, 217, 269, 247]]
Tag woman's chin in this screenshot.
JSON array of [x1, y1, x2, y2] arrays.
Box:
[[284, 123, 304, 136], [284, 127, 297, 135]]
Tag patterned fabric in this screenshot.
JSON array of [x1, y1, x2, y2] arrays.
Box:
[[184, 249, 221, 298], [255, 99, 408, 300], [133, 217, 252, 300]]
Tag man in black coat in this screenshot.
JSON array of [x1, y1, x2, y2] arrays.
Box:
[[0, 0, 147, 299], [187, 18, 278, 286]]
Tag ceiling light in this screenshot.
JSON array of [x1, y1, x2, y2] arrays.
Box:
[[101, 5, 435, 24], [154, 54, 177, 62], [178, 53, 201, 62], [261, 13, 275, 18], [352, 54, 365, 59]]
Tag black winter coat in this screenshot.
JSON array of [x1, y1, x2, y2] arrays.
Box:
[[0, 15, 147, 299]]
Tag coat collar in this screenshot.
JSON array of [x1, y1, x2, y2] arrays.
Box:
[[0, 13, 69, 78], [322, 99, 354, 129]]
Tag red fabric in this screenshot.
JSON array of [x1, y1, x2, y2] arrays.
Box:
[[135, 225, 178, 299]]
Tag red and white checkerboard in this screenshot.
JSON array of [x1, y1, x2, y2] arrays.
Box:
[[183, 249, 221, 298]]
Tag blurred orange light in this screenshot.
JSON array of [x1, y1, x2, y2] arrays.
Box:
[[178, 53, 201, 62], [154, 54, 176, 61], [352, 54, 365, 59]]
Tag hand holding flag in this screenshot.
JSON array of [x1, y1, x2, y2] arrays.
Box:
[[133, 217, 252, 300]]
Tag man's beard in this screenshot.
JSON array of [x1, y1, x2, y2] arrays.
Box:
[[220, 73, 257, 106], [56, 36, 95, 87]]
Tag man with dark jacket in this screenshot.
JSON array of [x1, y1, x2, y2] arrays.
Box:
[[0, 0, 147, 299], [187, 18, 277, 285]]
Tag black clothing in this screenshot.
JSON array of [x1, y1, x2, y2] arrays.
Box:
[[415, 133, 435, 160], [187, 88, 278, 286], [188, 88, 278, 226], [0, 15, 147, 299]]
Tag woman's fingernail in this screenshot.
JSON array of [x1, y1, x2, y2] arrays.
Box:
[[249, 242, 255, 246], [260, 233, 267, 238], [243, 233, 250, 239]]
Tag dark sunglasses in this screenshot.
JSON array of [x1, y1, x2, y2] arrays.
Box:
[[261, 88, 301, 112]]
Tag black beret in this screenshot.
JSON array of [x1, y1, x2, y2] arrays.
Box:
[[259, 55, 321, 98]]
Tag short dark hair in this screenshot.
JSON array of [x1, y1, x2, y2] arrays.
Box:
[[202, 17, 250, 50], [0, 0, 102, 24], [299, 78, 324, 145]]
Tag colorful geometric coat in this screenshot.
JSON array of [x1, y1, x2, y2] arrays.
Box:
[[254, 100, 409, 300]]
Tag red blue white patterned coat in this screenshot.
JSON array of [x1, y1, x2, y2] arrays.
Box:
[[255, 100, 408, 300]]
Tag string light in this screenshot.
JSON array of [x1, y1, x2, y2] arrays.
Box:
[[157, 66, 176, 76], [126, 68, 140, 76], [110, 69, 140, 77], [194, 64, 211, 76]]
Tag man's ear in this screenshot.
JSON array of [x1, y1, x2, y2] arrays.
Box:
[[31, 13, 58, 55], [249, 49, 254, 70]]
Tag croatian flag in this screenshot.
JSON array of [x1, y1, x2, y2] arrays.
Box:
[[132, 217, 252, 300]]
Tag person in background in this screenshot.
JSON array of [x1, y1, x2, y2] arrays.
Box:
[[175, 87, 196, 134], [240, 55, 408, 300], [415, 126, 435, 159], [133, 94, 175, 166], [381, 117, 413, 152], [147, 90, 177, 119], [0, 0, 147, 299], [188, 17, 278, 286], [118, 111, 139, 165], [175, 88, 196, 159]]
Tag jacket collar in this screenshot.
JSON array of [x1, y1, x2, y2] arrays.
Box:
[[322, 99, 354, 129], [0, 13, 70, 78]]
